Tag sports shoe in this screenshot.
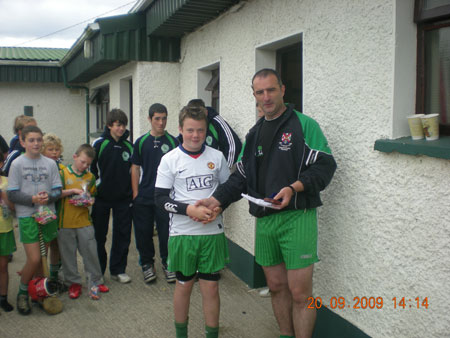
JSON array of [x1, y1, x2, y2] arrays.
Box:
[[68, 283, 82, 299], [97, 284, 109, 293], [89, 286, 100, 300], [111, 273, 131, 284], [163, 267, 176, 283], [142, 264, 156, 283], [16, 294, 31, 315]]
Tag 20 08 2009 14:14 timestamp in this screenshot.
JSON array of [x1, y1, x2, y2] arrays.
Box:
[[307, 297, 429, 309]]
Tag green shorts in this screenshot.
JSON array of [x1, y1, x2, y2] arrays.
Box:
[[167, 233, 229, 276], [0, 230, 17, 256], [255, 209, 319, 270], [18, 217, 58, 244]]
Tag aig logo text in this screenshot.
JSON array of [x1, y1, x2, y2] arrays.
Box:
[[186, 175, 213, 191]]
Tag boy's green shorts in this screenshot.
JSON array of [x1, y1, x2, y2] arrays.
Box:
[[167, 233, 229, 276], [0, 230, 17, 256], [255, 208, 319, 270], [18, 217, 58, 244]]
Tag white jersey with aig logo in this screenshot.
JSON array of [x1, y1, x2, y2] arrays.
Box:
[[155, 145, 230, 236]]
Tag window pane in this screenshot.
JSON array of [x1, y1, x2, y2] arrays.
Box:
[[424, 0, 450, 10], [425, 26, 450, 125]]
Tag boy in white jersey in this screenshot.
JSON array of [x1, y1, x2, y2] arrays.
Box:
[[155, 106, 230, 338]]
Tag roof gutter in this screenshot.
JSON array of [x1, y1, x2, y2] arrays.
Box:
[[129, 0, 155, 13]]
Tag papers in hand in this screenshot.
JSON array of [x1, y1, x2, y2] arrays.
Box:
[[241, 193, 280, 209]]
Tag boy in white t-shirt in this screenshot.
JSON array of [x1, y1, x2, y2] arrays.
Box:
[[155, 106, 230, 338]]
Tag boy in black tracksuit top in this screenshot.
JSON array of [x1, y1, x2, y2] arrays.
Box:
[[91, 109, 133, 283], [178, 100, 242, 168]]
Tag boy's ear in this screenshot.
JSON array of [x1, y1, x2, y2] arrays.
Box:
[[73, 154, 77, 161], [178, 125, 183, 134], [19, 137, 25, 148]]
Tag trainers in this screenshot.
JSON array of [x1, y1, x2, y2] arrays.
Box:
[[16, 294, 31, 315], [142, 264, 156, 283], [164, 267, 176, 283], [97, 284, 109, 293], [89, 286, 100, 300], [68, 283, 82, 299], [111, 273, 131, 284]]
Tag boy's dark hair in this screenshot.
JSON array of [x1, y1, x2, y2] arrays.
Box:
[[13, 115, 36, 134], [251, 68, 283, 88], [148, 103, 168, 119], [179, 106, 208, 127], [21, 125, 43, 141], [106, 109, 128, 127], [75, 144, 95, 159], [187, 99, 206, 108]]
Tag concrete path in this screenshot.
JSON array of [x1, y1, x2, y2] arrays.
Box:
[[0, 230, 279, 338]]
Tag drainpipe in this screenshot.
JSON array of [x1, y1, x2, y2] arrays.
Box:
[[61, 66, 90, 143]]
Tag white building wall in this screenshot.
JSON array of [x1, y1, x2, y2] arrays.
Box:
[[0, 82, 85, 165], [88, 61, 180, 141], [176, 0, 449, 337]]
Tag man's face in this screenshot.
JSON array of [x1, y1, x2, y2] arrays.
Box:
[[108, 121, 126, 140], [252, 74, 286, 119], [179, 118, 207, 152], [21, 132, 43, 158], [149, 112, 167, 136]]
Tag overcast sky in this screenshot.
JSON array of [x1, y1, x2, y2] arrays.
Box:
[[0, 0, 138, 49]]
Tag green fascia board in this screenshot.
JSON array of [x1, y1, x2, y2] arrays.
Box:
[[96, 13, 146, 35], [374, 136, 450, 160], [146, 0, 239, 37], [0, 65, 63, 83], [64, 13, 180, 83]]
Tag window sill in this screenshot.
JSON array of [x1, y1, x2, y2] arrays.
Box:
[[374, 136, 450, 160]]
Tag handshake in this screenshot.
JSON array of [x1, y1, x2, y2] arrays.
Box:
[[188, 197, 222, 224]]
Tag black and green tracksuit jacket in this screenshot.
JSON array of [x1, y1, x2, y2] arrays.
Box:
[[213, 104, 337, 218]]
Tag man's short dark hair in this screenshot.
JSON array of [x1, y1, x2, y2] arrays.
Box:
[[251, 68, 283, 88], [75, 144, 96, 159], [149, 103, 168, 119], [187, 99, 206, 108], [21, 125, 43, 141], [179, 106, 208, 128], [106, 109, 128, 127]]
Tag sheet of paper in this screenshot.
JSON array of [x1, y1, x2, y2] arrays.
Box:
[[241, 193, 280, 209]]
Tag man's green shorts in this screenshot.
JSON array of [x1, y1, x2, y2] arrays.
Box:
[[255, 208, 319, 270], [167, 233, 229, 276], [18, 217, 58, 244]]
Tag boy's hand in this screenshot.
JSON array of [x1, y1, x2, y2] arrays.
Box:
[[33, 191, 49, 205], [71, 189, 84, 195], [200, 206, 223, 224], [187, 205, 213, 222]]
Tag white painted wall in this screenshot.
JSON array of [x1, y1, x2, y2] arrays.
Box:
[[173, 0, 449, 337], [0, 82, 85, 165], [88, 61, 180, 142]]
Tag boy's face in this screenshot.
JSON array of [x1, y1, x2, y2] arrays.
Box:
[[21, 132, 43, 158], [108, 121, 126, 140], [149, 112, 167, 136], [179, 118, 207, 152], [43, 145, 61, 161], [72, 152, 93, 173]]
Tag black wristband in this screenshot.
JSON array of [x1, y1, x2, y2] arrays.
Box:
[[287, 185, 296, 194]]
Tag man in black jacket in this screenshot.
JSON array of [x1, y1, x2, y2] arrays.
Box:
[[197, 69, 336, 338]]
